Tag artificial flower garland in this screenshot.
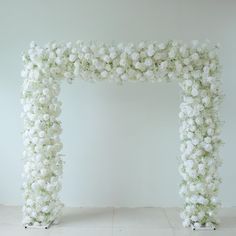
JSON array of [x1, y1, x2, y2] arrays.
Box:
[[21, 40, 222, 228]]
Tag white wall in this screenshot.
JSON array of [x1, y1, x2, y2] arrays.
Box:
[[0, 0, 235, 207]]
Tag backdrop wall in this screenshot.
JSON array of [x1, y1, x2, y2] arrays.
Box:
[[0, 0, 235, 207]]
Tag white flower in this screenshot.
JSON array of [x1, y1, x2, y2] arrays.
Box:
[[39, 131, 45, 138], [185, 80, 192, 87], [191, 53, 199, 61], [191, 88, 199, 97], [121, 74, 128, 81], [144, 58, 153, 67], [147, 47, 155, 57], [131, 52, 139, 61], [185, 160, 194, 168], [211, 197, 218, 204], [110, 52, 117, 59], [202, 96, 210, 105], [119, 58, 127, 66], [137, 42, 144, 49], [160, 61, 168, 70], [168, 49, 176, 59], [43, 114, 50, 121], [191, 215, 199, 222], [116, 67, 124, 75], [204, 143, 213, 152], [158, 43, 166, 50], [103, 55, 110, 63], [194, 222, 201, 228], [182, 219, 190, 227], [101, 70, 108, 78], [26, 199, 34, 206], [204, 137, 211, 144], [69, 54, 77, 62], [144, 70, 154, 79]]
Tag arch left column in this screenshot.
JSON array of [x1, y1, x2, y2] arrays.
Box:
[[21, 42, 69, 226]]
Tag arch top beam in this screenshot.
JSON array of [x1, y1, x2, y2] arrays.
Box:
[[21, 40, 223, 229]]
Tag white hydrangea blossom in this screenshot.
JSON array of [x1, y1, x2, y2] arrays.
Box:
[[21, 40, 222, 227]]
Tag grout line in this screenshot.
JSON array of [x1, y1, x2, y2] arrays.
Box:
[[112, 207, 115, 236], [163, 207, 174, 230]]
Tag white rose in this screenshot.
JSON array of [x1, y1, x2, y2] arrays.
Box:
[[110, 52, 117, 59], [42, 206, 50, 213], [40, 168, 47, 176], [160, 61, 168, 70], [101, 70, 108, 78], [194, 222, 201, 228], [120, 58, 127, 66], [69, 54, 77, 62], [192, 139, 199, 146], [138, 42, 145, 49], [204, 137, 211, 144], [147, 48, 155, 57], [168, 49, 176, 59], [191, 88, 198, 97], [131, 52, 139, 61], [144, 70, 154, 78], [121, 74, 128, 81], [182, 219, 190, 228], [204, 143, 212, 152], [191, 215, 199, 222], [211, 197, 218, 204], [202, 96, 210, 105], [191, 53, 199, 61], [43, 114, 50, 121], [144, 58, 153, 67], [116, 67, 124, 75], [26, 199, 34, 206], [103, 55, 110, 63], [158, 43, 166, 50], [207, 128, 214, 136]]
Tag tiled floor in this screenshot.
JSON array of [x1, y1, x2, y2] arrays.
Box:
[[0, 205, 236, 236]]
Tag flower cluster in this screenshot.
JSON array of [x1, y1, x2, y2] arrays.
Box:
[[21, 40, 222, 227]]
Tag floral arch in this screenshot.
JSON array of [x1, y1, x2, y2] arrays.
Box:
[[21, 40, 222, 229]]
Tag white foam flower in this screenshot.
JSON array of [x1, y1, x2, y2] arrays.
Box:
[[158, 43, 166, 50], [39, 131, 45, 138], [204, 143, 213, 152], [207, 128, 214, 136], [202, 96, 210, 105], [110, 51, 117, 59], [43, 114, 50, 121], [191, 215, 199, 222], [121, 74, 128, 81], [119, 58, 127, 66], [211, 197, 219, 204], [116, 67, 124, 75], [131, 52, 139, 61], [101, 71, 108, 78], [168, 49, 176, 59], [134, 62, 143, 70], [103, 55, 110, 63], [69, 54, 77, 62], [144, 58, 153, 67], [147, 47, 155, 57], [191, 53, 199, 61], [138, 42, 145, 49], [204, 137, 211, 144], [192, 138, 199, 146], [144, 70, 154, 79], [191, 88, 199, 97], [160, 61, 168, 70]]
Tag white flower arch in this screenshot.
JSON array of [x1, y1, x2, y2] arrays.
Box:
[[21, 40, 222, 228]]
